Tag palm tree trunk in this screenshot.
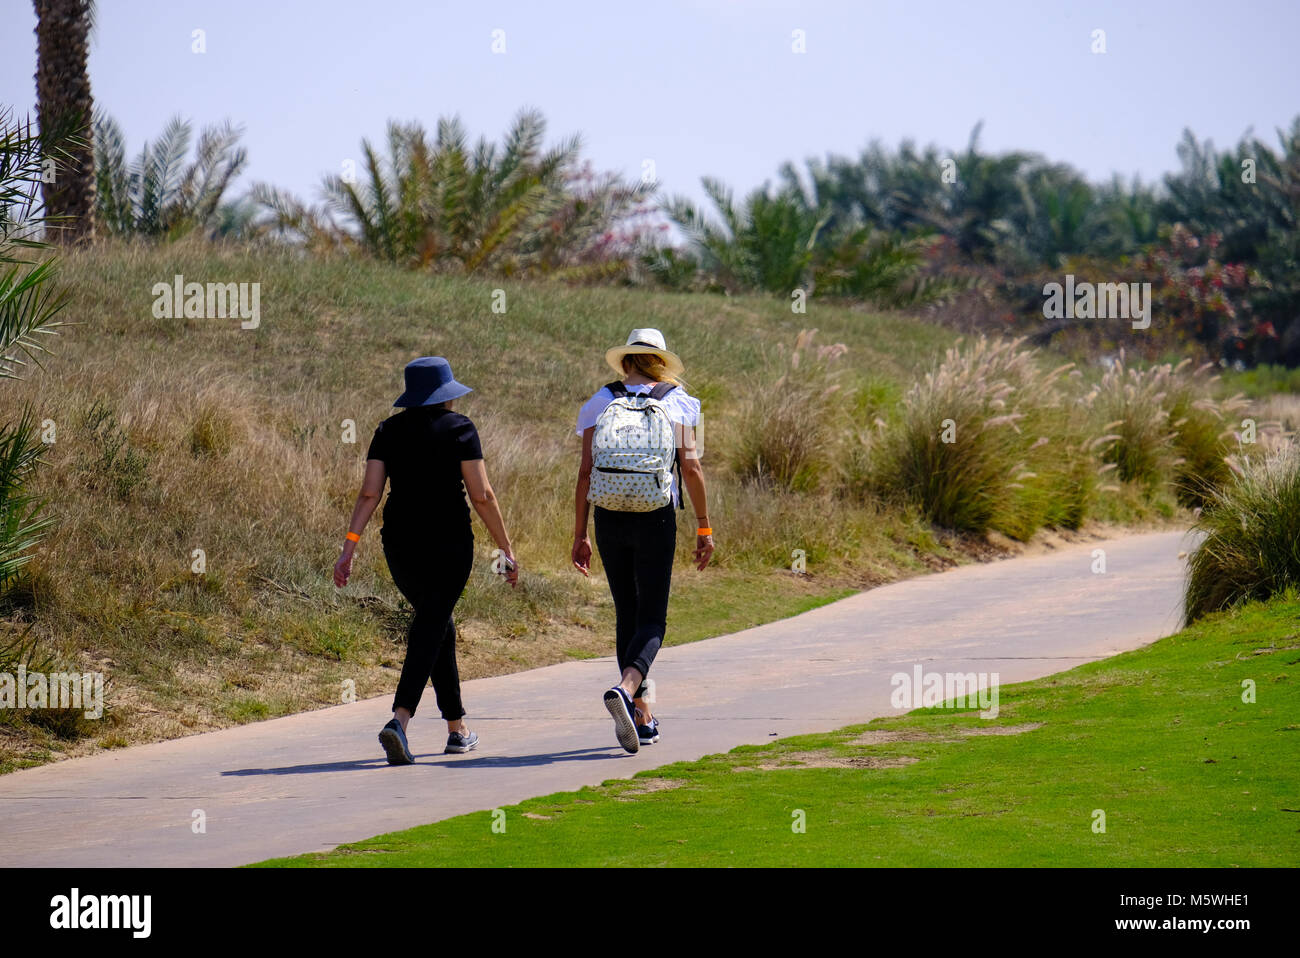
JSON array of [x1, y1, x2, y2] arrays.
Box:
[[33, 0, 96, 244]]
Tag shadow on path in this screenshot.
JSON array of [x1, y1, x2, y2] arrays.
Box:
[[222, 746, 625, 777]]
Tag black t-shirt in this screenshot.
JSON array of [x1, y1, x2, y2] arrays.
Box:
[[366, 407, 483, 535]]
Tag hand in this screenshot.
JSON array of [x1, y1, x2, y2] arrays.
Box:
[[572, 536, 592, 577], [501, 550, 519, 589], [694, 533, 714, 571], [333, 550, 353, 588]]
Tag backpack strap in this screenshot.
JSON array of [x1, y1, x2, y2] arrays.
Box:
[[607, 380, 677, 401], [644, 383, 684, 509], [673, 448, 684, 510]]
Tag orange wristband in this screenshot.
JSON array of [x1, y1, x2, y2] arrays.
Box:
[[345, 532, 360, 543], [697, 527, 712, 536]]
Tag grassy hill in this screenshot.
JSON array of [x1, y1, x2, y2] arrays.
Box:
[[5, 240, 1048, 770]]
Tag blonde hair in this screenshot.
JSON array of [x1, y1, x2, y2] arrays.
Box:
[[621, 352, 683, 387]]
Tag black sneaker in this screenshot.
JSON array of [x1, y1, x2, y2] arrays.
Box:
[[603, 687, 639, 753], [445, 729, 478, 754], [637, 715, 660, 745], [378, 718, 414, 766]]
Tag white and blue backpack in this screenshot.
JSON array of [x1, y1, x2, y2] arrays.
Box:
[[589, 381, 682, 512]]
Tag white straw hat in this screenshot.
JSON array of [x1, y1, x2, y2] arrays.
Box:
[[605, 328, 684, 378]]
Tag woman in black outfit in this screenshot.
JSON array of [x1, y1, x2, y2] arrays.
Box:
[[334, 357, 517, 765], [572, 329, 713, 754]]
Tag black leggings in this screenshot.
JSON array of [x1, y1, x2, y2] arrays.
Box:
[[593, 504, 676, 688], [382, 528, 473, 720]]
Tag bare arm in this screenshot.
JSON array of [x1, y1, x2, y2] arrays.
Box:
[[679, 425, 713, 571], [572, 427, 595, 576], [333, 459, 386, 587], [462, 458, 518, 587]]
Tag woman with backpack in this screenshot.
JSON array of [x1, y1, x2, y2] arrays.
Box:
[[334, 357, 518, 766], [572, 329, 713, 753]]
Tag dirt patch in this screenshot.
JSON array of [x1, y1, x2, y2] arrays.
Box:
[[1240, 640, 1300, 658], [737, 750, 920, 771], [958, 722, 1043, 736], [521, 812, 552, 820], [615, 778, 688, 799], [983, 525, 1121, 560], [330, 845, 394, 855], [850, 728, 945, 746]]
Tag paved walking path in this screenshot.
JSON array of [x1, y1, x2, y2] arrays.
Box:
[[0, 530, 1191, 866]]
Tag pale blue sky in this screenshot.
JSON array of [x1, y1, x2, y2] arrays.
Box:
[[3, 0, 1298, 212]]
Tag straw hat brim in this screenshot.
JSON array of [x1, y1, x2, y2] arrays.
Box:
[[605, 344, 685, 379]]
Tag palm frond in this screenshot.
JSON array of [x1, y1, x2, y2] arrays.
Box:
[[0, 259, 66, 379]]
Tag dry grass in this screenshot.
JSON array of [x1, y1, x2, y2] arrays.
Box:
[[1186, 444, 1300, 622], [729, 329, 850, 492], [2, 241, 1219, 770], [0, 240, 968, 769], [866, 337, 1085, 538], [1083, 355, 1248, 505]]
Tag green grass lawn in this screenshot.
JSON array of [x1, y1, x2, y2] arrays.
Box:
[[258, 595, 1300, 867]]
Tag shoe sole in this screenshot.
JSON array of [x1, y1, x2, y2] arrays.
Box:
[[444, 740, 478, 754], [604, 690, 640, 753], [378, 727, 414, 765], [638, 733, 660, 745]]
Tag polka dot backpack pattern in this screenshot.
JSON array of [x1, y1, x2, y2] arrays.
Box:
[[589, 381, 678, 512]]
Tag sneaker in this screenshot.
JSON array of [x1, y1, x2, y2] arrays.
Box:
[[378, 718, 414, 766], [637, 715, 660, 745], [445, 729, 478, 754], [603, 686, 640, 753]]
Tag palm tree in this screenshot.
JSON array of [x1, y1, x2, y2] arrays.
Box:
[[1090, 175, 1160, 258], [1019, 164, 1097, 266], [806, 126, 1039, 265], [666, 166, 943, 305], [32, 0, 96, 244], [0, 109, 66, 609], [666, 175, 828, 294], [1162, 119, 1300, 332], [93, 113, 249, 239], [267, 109, 650, 276]]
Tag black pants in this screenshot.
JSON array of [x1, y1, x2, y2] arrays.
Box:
[[593, 504, 676, 688], [382, 527, 473, 720]]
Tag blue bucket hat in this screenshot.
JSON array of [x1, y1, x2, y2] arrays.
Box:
[[393, 357, 473, 407]]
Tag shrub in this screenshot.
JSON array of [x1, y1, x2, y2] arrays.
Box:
[[187, 401, 238, 456], [1219, 363, 1300, 400], [1084, 355, 1245, 505], [730, 329, 849, 493], [78, 400, 149, 500], [1033, 389, 1104, 531], [1185, 446, 1300, 621], [1083, 355, 1177, 492], [871, 336, 1073, 537], [1162, 360, 1247, 506]]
